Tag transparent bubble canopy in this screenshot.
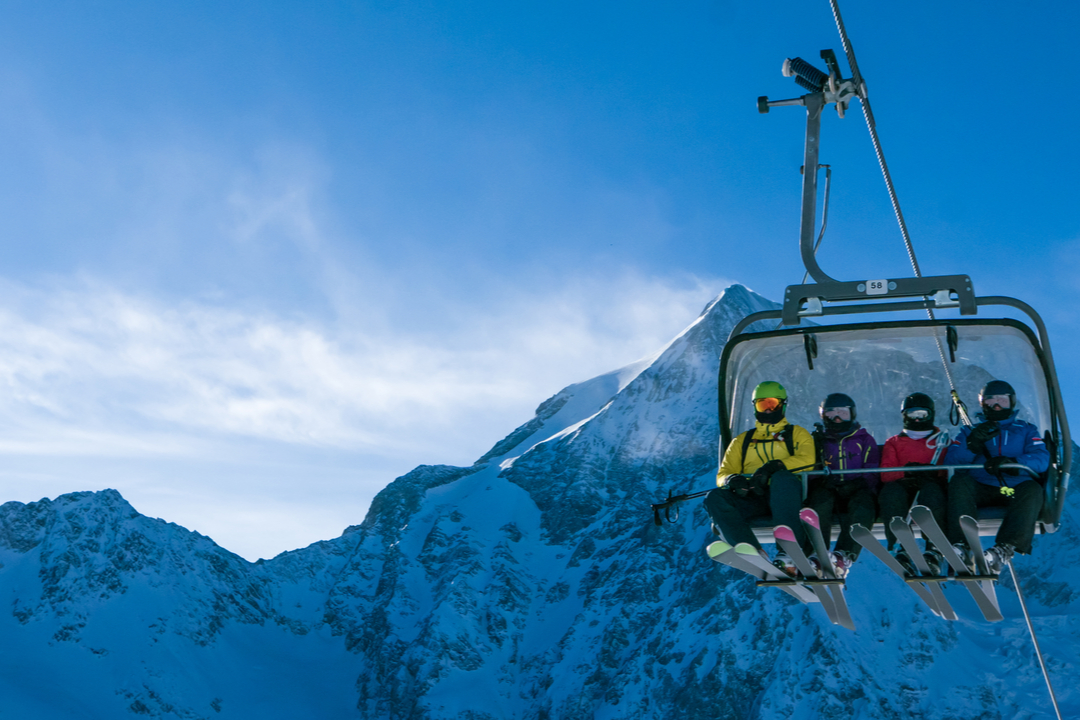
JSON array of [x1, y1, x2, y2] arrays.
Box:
[[721, 320, 1055, 449]]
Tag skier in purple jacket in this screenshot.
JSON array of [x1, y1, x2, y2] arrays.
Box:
[[805, 393, 881, 576]]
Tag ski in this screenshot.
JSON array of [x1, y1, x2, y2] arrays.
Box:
[[799, 508, 855, 630], [707, 541, 818, 604], [889, 517, 958, 621], [850, 523, 948, 619], [774, 525, 841, 625], [959, 515, 1006, 619], [959, 515, 995, 576], [909, 506, 1003, 622]]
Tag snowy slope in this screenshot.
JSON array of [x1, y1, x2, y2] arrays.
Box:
[[0, 283, 1076, 719]]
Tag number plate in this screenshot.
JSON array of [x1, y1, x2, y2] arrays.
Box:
[[865, 279, 888, 296]]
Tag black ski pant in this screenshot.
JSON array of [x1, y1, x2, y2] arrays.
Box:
[[945, 473, 1044, 554], [878, 479, 946, 551], [704, 470, 805, 553], [805, 482, 876, 558]]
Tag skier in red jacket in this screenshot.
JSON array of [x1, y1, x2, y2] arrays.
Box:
[[879, 392, 949, 575]]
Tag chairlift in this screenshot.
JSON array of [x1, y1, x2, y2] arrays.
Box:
[[722, 318, 1071, 544], [720, 48, 1072, 544]]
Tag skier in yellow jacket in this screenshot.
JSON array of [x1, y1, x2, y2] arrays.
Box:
[[705, 381, 816, 574]]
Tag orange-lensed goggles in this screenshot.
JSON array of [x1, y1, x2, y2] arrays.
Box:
[[753, 397, 784, 413]]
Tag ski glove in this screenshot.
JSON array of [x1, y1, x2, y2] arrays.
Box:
[[984, 456, 1020, 476], [724, 475, 753, 497], [966, 421, 1001, 454], [899, 474, 924, 492], [895, 462, 925, 490], [752, 459, 787, 481]]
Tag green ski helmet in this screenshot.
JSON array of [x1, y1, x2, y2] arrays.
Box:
[[752, 381, 788, 401], [752, 381, 787, 423]]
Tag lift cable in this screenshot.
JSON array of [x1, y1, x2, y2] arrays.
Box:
[[827, 0, 962, 409], [828, 2, 1062, 713], [827, 0, 921, 281], [1008, 558, 1065, 720]]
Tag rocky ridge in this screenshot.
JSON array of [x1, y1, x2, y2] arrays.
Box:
[[0, 283, 1077, 719]]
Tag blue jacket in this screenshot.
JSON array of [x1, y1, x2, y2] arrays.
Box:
[[943, 413, 1050, 488]]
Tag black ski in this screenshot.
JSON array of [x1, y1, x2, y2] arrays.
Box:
[[799, 508, 855, 630], [909, 506, 1003, 622], [707, 541, 818, 604], [774, 525, 842, 625], [959, 515, 995, 575], [890, 516, 958, 620], [850, 523, 950, 619]]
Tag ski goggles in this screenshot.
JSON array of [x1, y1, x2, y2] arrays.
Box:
[[903, 408, 932, 420], [753, 397, 784, 413], [822, 407, 851, 421], [982, 394, 1011, 409]]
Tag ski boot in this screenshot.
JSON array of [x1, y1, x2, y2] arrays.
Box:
[[809, 550, 853, 578], [893, 549, 918, 576], [983, 543, 1015, 574], [922, 548, 945, 576], [832, 550, 856, 579], [951, 542, 977, 574], [772, 553, 798, 578]]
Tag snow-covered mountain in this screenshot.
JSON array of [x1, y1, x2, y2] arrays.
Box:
[[1, 283, 1077, 719]]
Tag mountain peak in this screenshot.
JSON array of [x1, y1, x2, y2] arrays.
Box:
[[468, 283, 779, 472], [702, 282, 756, 316]]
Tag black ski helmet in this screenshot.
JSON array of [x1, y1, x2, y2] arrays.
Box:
[[979, 380, 1016, 421], [820, 393, 856, 434], [901, 392, 935, 431]]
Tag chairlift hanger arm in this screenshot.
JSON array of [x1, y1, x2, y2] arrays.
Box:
[[759, 51, 861, 286]]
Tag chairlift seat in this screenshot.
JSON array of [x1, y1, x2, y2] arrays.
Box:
[[741, 462, 1059, 546]]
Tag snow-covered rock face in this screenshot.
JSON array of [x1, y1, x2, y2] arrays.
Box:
[[1, 283, 1078, 719]]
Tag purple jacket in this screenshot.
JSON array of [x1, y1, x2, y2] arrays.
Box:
[[817, 425, 882, 492]]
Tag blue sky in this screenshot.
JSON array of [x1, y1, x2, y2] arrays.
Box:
[[0, 1, 1075, 559]]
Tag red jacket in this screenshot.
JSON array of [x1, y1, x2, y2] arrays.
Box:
[[880, 429, 948, 483]]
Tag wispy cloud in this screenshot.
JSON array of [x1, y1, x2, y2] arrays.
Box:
[[0, 270, 730, 467], [0, 69, 736, 560]]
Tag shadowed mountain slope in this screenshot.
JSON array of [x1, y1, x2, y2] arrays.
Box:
[[0, 283, 1076, 719]]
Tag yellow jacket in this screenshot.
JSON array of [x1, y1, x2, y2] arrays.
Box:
[[717, 419, 816, 487]]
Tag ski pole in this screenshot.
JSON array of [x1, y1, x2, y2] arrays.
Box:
[[651, 488, 711, 526], [930, 429, 950, 465], [651, 463, 820, 525]]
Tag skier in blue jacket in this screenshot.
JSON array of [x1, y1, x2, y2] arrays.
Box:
[[943, 380, 1050, 572]]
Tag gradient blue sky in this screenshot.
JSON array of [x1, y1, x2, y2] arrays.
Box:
[[0, 1, 1075, 559]]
